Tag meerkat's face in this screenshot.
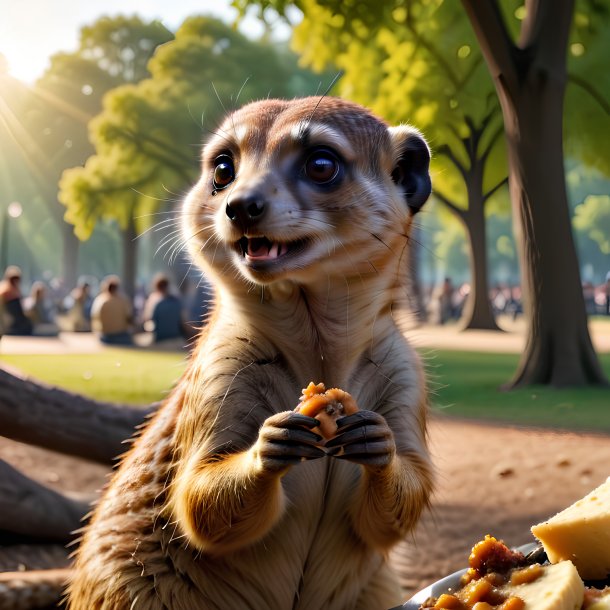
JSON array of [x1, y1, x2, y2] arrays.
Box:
[[183, 97, 430, 286]]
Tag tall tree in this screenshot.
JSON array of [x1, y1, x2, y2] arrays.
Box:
[[461, 0, 609, 387], [60, 16, 331, 297]]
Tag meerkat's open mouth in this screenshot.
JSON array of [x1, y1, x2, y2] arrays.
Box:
[[237, 236, 308, 263]]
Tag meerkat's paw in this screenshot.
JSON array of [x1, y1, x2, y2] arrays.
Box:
[[252, 411, 326, 472], [325, 411, 396, 468]]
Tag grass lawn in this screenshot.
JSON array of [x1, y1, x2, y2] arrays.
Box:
[[1, 348, 609, 432], [427, 350, 610, 433], [0, 349, 188, 405]]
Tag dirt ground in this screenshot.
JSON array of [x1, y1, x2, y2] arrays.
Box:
[[1, 321, 609, 602]]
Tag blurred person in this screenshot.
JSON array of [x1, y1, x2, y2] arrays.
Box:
[[142, 274, 188, 343], [606, 271, 610, 316], [90, 275, 133, 345], [23, 281, 58, 335], [431, 277, 455, 324], [0, 266, 33, 335], [64, 281, 93, 332], [24, 281, 53, 325], [583, 281, 596, 315]]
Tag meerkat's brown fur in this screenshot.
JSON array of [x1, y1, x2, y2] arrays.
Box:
[[66, 96, 434, 610]]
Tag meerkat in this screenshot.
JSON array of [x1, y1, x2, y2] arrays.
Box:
[[66, 96, 434, 610]]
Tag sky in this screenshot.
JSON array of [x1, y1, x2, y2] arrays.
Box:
[[0, 0, 285, 83]]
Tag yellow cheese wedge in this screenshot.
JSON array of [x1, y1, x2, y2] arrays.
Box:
[[588, 593, 610, 610], [531, 477, 610, 580], [502, 560, 584, 610]]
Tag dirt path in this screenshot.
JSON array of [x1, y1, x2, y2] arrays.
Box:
[[392, 416, 610, 596]]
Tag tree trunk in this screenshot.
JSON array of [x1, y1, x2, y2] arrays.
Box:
[[61, 220, 79, 290], [0, 568, 70, 610], [0, 367, 152, 464], [407, 223, 427, 323], [121, 214, 137, 300], [460, 162, 501, 331], [499, 79, 607, 386], [462, 0, 608, 387]]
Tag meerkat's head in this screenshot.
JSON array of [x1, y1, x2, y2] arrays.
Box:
[[183, 97, 430, 287]]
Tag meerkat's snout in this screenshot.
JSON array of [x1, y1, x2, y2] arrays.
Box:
[[225, 192, 267, 231]]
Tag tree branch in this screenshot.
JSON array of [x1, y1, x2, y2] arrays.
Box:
[[436, 144, 468, 181], [0, 367, 154, 464], [433, 189, 467, 222], [0, 459, 88, 543], [568, 73, 610, 116], [534, 0, 575, 68], [483, 176, 509, 203], [480, 123, 505, 164], [460, 0, 518, 95]]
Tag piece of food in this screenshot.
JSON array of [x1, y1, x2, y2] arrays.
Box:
[[585, 590, 610, 609], [295, 382, 358, 439], [501, 560, 584, 610], [420, 537, 586, 610], [531, 477, 610, 580]]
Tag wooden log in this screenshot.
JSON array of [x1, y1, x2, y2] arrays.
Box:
[[0, 568, 70, 610], [0, 367, 155, 464], [0, 459, 88, 544]]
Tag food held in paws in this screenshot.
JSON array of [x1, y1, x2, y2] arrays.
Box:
[[295, 382, 358, 439]]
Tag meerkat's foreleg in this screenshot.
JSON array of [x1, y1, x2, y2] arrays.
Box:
[[326, 410, 433, 550], [172, 411, 324, 555]]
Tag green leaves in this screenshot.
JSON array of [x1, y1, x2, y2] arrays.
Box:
[[573, 195, 610, 255]]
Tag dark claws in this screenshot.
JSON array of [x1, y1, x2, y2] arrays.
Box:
[[336, 411, 383, 431], [325, 425, 388, 449], [285, 414, 321, 429]]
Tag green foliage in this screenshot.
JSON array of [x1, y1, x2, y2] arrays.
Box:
[[59, 16, 331, 242], [573, 195, 610, 255]]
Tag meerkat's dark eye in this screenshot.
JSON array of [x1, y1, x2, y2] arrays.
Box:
[[304, 149, 340, 185], [213, 155, 235, 190]]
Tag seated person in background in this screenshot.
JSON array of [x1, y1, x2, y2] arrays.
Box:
[[24, 281, 57, 335], [90, 275, 133, 345], [64, 281, 93, 332], [142, 274, 186, 343], [0, 266, 33, 336]]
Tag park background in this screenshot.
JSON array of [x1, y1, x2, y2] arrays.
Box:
[[0, 0, 609, 605]]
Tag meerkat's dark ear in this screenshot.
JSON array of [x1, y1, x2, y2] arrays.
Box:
[[388, 126, 431, 214]]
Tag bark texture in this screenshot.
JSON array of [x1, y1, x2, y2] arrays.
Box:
[[0, 367, 152, 464], [0, 459, 88, 544], [462, 0, 608, 387]]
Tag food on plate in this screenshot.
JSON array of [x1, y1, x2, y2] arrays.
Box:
[[584, 590, 610, 609], [417, 478, 610, 610], [531, 477, 610, 580], [295, 382, 358, 439], [419, 536, 584, 610]]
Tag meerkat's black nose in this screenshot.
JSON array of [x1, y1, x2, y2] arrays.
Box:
[[226, 194, 266, 228]]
